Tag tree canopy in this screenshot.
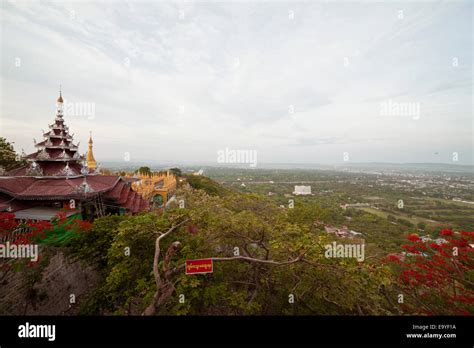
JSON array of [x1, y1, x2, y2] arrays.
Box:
[[0, 137, 24, 171]]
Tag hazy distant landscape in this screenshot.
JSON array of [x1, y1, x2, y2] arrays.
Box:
[[205, 166, 474, 233], [101, 161, 474, 173]]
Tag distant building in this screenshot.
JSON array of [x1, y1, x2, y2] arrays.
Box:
[[420, 235, 447, 245], [193, 169, 204, 176], [293, 185, 311, 195], [340, 203, 370, 210], [324, 225, 363, 239], [401, 251, 429, 259], [452, 198, 474, 205]]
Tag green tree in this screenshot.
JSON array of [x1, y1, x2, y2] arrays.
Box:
[[169, 167, 182, 177], [136, 166, 151, 175], [417, 222, 426, 230], [185, 174, 230, 197], [0, 137, 24, 171]]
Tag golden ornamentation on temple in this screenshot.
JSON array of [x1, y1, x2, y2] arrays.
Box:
[[129, 171, 177, 208]]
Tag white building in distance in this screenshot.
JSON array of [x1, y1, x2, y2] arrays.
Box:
[[293, 185, 312, 195]]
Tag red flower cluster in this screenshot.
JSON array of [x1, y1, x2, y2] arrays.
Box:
[[440, 229, 453, 236], [71, 219, 92, 232], [387, 229, 474, 315], [54, 211, 68, 224], [0, 213, 19, 233], [27, 220, 53, 239], [387, 254, 401, 262], [407, 233, 421, 242]]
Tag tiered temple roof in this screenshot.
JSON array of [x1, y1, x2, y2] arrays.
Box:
[[0, 91, 149, 217], [6, 91, 85, 177]]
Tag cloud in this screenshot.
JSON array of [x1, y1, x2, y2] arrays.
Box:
[[0, 0, 472, 165]]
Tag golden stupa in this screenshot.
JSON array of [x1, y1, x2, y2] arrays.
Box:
[[86, 132, 97, 170]]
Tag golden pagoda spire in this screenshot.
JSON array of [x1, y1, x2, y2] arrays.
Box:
[[57, 85, 63, 103], [86, 131, 97, 170]]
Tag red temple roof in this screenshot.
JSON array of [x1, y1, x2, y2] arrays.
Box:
[[0, 175, 149, 213]]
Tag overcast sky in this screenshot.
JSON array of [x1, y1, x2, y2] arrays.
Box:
[[0, 0, 472, 166]]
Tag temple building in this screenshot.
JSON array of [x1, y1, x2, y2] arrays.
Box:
[[0, 92, 149, 220], [128, 171, 177, 208]]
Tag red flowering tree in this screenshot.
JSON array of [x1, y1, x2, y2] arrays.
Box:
[[0, 211, 91, 246], [0, 212, 19, 234], [387, 229, 474, 315]]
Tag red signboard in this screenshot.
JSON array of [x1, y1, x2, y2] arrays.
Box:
[[186, 258, 213, 274]]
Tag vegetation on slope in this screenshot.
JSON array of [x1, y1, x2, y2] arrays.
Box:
[[63, 179, 473, 315]]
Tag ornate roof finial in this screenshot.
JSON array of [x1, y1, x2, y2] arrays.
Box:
[[78, 175, 94, 194], [57, 85, 63, 103], [81, 161, 89, 175]]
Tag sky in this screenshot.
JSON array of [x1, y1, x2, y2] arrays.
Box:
[[0, 0, 472, 166]]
